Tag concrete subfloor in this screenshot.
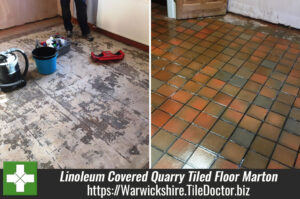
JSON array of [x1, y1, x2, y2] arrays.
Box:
[[0, 20, 149, 168], [151, 3, 300, 169]]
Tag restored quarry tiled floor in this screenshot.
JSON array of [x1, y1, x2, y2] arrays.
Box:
[[0, 23, 149, 168], [151, 4, 300, 169]]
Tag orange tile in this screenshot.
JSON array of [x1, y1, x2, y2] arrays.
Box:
[[176, 106, 199, 122], [194, 112, 217, 130], [181, 125, 207, 144], [160, 99, 183, 115], [164, 117, 189, 135], [152, 109, 171, 127]]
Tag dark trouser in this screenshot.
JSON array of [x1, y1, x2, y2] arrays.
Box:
[[60, 0, 90, 35]]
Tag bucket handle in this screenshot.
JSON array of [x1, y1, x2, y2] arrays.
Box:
[[8, 48, 29, 78]]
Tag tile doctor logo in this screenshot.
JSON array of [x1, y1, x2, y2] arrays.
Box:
[[3, 161, 37, 196]]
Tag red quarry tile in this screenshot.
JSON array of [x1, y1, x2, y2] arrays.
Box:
[[175, 57, 192, 66], [176, 106, 199, 122], [192, 73, 211, 84], [183, 81, 202, 93], [229, 99, 249, 113], [151, 125, 159, 137], [279, 131, 300, 151], [197, 21, 208, 26], [194, 112, 217, 130], [265, 111, 286, 128], [213, 92, 233, 106], [250, 73, 267, 84], [164, 117, 189, 135], [212, 158, 238, 169], [175, 26, 186, 32], [163, 52, 179, 61], [157, 84, 178, 97], [258, 123, 281, 141], [152, 93, 166, 108], [260, 86, 277, 99], [171, 90, 193, 103], [152, 109, 171, 127], [195, 32, 208, 39], [222, 109, 243, 124], [187, 96, 209, 111], [198, 87, 218, 99], [169, 38, 183, 45], [281, 84, 299, 96], [168, 76, 186, 87], [181, 125, 207, 144], [154, 70, 174, 81], [152, 48, 166, 56], [187, 61, 204, 71], [207, 78, 225, 90], [165, 63, 183, 73], [160, 99, 183, 115], [201, 66, 218, 76]]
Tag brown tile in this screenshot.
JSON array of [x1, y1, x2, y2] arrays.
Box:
[[272, 144, 297, 167], [267, 160, 289, 169], [201, 66, 218, 76], [229, 99, 249, 113], [157, 84, 178, 97], [152, 93, 166, 108], [279, 131, 300, 151], [154, 70, 174, 82], [281, 84, 299, 96], [213, 92, 233, 106], [207, 78, 225, 90], [152, 130, 177, 151], [181, 124, 207, 144], [154, 154, 183, 169], [260, 86, 277, 99], [164, 117, 189, 135], [295, 154, 300, 169], [244, 81, 262, 93], [290, 107, 300, 121], [194, 112, 217, 130], [222, 109, 243, 124], [247, 105, 268, 120], [176, 106, 199, 122], [277, 92, 295, 105], [171, 90, 193, 103], [258, 123, 281, 141], [187, 61, 204, 71], [187, 96, 209, 110], [168, 138, 196, 161], [265, 111, 286, 128], [183, 81, 202, 93], [151, 125, 159, 137], [221, 84, 240, 96], [251, 136, 275, 157], [152, 109, 171, 127], [178, 68, 196, 79], [239, 115, 261, 133], [187, 147, 216, 168], [201, 133, 226, 153], [198, 87, 218, 99], [237, 90, 256, 102], [242, 151, 268, 169], [211, 158, 238, 169], [294, 97, 300, 108], [250, 73, 267, 84], [192, 73, 211, 84], [160, 99, 183, 115], [165, 63, 183, 73], [221, 141, 246, 164], [203, 102, 225, 117], [271, 101, 291, 116], [168, 76, 186, 87], [211, 120, 235, 138]]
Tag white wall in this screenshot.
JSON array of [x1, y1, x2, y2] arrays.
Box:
[[96, 0, 149, 45], [228, 0, 300, 29]]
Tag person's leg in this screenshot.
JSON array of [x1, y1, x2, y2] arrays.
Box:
[[74, 0, 90, 35], [60, 0, 73, 34]]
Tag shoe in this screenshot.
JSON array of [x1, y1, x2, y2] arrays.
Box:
[[67, 30, 73, 38], [84, 33, 94, 41], [91, 50, 125, 61]]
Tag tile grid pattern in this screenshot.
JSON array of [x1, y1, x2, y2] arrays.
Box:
[[151, 4, 300, 169]]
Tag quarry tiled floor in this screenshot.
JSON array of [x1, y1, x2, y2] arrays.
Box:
[[151, 4, 300, 169]]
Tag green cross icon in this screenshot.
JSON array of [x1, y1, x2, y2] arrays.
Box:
[[3, 162, 37, 196]]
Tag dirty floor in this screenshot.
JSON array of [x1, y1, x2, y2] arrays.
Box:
[[0, 21, 149, 168], [151, 3, 300, 169]]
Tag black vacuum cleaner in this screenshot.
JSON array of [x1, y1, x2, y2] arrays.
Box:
[[0, 48, 29, 92]]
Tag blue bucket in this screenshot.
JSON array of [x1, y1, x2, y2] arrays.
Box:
[[32, 47, 57, 75]]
